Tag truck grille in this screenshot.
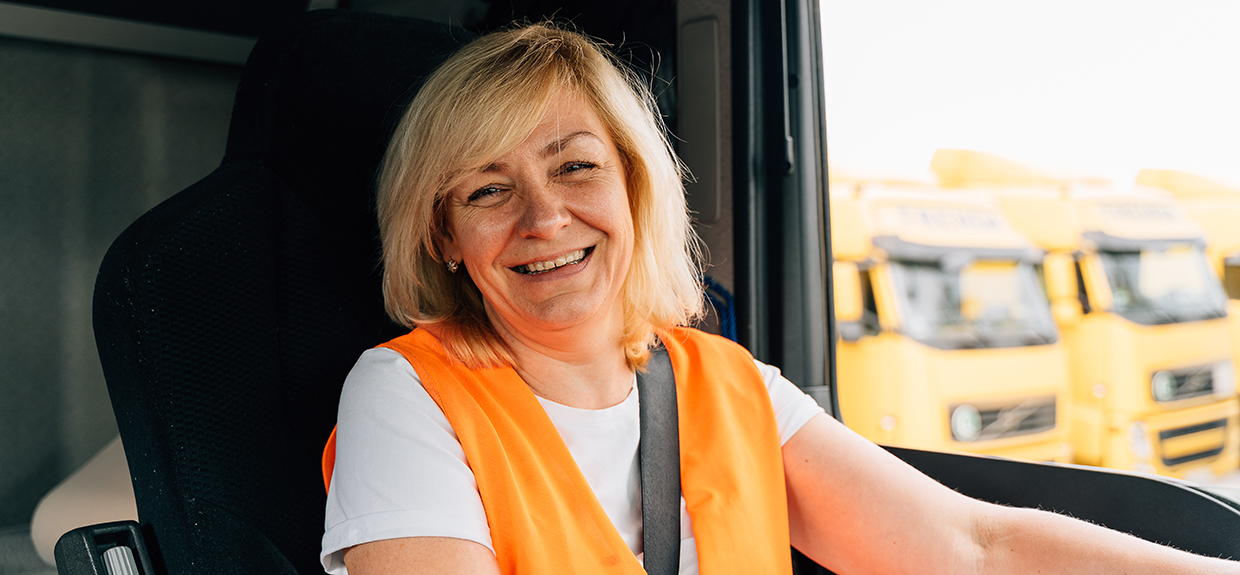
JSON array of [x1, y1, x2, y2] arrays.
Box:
[[1158, 419, 1227, 467], [951, 396, 1057, 442]]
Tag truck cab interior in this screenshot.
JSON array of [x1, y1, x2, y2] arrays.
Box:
[[6, 1, 1240, 574]]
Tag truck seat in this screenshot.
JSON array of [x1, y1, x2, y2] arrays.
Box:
[[89, 11, 470, 574]]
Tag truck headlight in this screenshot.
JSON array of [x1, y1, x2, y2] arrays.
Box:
[[951, 404, 982, 442], [1127, 421, 1153, 461], [1151, 371, 1176, 402], [1214, 361, 1236, 398]]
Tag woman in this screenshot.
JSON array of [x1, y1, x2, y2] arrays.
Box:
[[321, 23, 1240, 575]]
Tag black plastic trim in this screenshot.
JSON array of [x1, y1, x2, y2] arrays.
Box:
[[54, 521, 159, 575]]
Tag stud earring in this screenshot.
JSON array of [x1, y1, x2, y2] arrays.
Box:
[[446, 259, 459, 273]]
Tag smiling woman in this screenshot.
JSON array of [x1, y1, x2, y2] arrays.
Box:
[[376, 23, 702, 371], [437, 90, 636, 376]]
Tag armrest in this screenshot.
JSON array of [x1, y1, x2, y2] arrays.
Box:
[[55, 521, 159, 575], [887, 446, 1240, 558]]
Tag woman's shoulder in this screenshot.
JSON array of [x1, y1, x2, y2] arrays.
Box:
[[339, 345, 426, 409], [351, 345, 418, 377]]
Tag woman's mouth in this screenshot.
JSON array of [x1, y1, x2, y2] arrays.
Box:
[[511, 247, 594, 275]]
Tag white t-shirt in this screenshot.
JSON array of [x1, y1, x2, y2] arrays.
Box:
[[321, 346, 825, 574]]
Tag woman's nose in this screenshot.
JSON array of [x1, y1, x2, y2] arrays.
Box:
[[518, 186, 571, 239]]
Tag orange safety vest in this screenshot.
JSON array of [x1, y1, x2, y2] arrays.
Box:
[[322, 326, 791, 575]]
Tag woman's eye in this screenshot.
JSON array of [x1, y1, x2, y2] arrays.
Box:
[[467, 186, 503, 204], [560, 161, 596, 176]]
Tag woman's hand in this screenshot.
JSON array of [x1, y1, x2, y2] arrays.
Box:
[[782, 412, 1240, 575], [343, 537, 501, 575]]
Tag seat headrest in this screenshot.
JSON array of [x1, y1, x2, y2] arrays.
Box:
[[223, 10, 472, 238]]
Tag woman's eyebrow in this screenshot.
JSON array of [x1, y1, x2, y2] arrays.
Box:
[[541, 131, 600, 158], [479, 161, 507, 173]]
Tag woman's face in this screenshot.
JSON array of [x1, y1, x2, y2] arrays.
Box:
[[438, 89, 635, 341]]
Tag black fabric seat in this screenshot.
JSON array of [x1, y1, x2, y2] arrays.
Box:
[[92, 11, 471, 574]]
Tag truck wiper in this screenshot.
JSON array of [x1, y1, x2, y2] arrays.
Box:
[[1146, 306, 1180, 325], [1021, 330, 1054, 346], [975, 323, 1052, 347], [948, 330, 988, 349], [1122, 300, 1180, 324]]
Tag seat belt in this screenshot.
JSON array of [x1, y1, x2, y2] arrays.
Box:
[[636, 344, 681, 575]]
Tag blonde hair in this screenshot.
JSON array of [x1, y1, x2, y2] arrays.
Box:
[[378, 22, 703, 369]]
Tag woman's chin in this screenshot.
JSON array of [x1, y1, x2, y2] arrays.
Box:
[[528, 304, 611, 333]]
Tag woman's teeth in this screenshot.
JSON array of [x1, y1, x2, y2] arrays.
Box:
[[515, 248, 588, 275]]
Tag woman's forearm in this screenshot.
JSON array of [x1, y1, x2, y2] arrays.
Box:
[[975, 504, 1240, 575]]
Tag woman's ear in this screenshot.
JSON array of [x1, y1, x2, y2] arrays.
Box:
[[436, 228, 462, 266]]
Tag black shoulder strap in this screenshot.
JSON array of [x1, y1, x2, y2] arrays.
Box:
[[636, 344, 681, 575]]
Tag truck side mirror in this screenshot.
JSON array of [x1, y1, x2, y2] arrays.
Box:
[[1224, 255, 1240, 300], [1042, 252, 1082, 326], [833, 261, 864, 342]]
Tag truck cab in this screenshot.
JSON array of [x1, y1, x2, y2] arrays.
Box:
[[935, 150, 1240, 479], [1139, 169, 1240, 395], [10, 4, 1240, 574], [831, 180, 1071, 461]]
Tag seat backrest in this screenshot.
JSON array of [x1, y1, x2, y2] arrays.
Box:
[[92, 11, 471, 574]]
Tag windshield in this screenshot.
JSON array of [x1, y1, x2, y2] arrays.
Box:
[[1098, 245, 1228, 325], [888, 260, 1058, 349]]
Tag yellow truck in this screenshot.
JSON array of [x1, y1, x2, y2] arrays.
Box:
[[1137, 169, 1240, 375], [830, 180, 1072, 462], [934, 150, 1240, 478]]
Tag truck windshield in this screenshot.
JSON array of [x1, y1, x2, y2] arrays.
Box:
[[1099, 245, 1228, 325], [889, 260, 1058, 349]]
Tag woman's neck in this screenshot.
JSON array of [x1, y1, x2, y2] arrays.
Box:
[[487, 303, 633, 410], [511, 346, 633, 410]]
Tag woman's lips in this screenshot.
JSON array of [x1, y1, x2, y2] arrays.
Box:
[[510, 246, 594, 275]]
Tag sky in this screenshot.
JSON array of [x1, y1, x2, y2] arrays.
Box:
[[819, 0, 1240, 188]]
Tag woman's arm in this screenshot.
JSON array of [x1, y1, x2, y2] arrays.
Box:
[[323, 349, 500, 573], [343, 537, 501, 575], [783, 413, 1240, 575]]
